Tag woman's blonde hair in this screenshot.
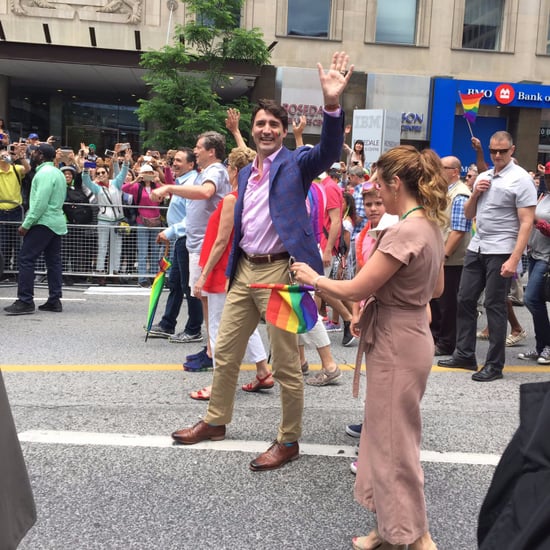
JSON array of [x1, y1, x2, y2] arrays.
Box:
[[376, 145, 448, 227], [227, 147, 256, 171]]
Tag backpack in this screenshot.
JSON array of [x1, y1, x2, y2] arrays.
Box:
[[64, 186, 93, 224]]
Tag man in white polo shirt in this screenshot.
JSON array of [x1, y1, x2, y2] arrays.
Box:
[[438, 131, 537, 381]]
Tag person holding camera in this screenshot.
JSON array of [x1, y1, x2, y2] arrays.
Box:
[[82, 148, 132, 284], [0, 142, 30, 279], [0, 118, 10, 146], [122, 163, 165, 287], [61, 165, 94, 282]]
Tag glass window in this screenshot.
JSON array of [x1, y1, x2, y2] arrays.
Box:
[[287, 0, 331, 37], [462, 0, 504, 50], [375, 0, 417, 45]]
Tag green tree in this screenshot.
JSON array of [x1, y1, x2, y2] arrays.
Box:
[[137, 0, 270, 150]]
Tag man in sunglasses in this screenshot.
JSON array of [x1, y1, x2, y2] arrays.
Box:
[[439, 131, 537, 381]]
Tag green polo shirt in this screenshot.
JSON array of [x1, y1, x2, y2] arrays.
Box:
[[22, 162, 68, 235]]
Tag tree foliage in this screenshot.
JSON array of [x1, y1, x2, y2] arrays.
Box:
[[137, 0, 270, 150]]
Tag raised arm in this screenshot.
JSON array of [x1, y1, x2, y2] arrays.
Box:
[[225, 108, 247, 149]]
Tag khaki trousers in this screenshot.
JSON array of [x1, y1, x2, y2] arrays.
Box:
[[205, 257, 303, 443]]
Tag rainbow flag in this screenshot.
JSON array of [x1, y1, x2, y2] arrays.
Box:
[[459, 92, 484, 124], [249, 283, 318, 334]]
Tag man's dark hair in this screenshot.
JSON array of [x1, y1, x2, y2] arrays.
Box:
[[198, 131, 225, 161], [177, 146, 197, 170], [252, 99, 289, 132]]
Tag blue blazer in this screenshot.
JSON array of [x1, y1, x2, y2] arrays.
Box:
[[227, 111, 345, 281]]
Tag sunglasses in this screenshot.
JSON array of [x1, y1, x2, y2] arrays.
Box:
[[362, 181, 381, 193], [96, 171, 107, 175], [489, 148, 511, 155]]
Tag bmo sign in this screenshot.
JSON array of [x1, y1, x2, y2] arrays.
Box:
[[495, 84, 515, 105]]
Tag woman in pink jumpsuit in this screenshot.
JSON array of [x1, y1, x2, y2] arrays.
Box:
[[293, 145, 447, 550]]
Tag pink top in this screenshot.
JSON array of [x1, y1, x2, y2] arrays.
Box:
[[121, 181, 163, 225], [240, 148, 286, 255]]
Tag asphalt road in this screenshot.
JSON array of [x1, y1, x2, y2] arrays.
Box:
[[1, 280, 548, 550]]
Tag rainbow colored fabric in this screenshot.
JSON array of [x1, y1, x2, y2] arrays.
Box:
[[307, 182, 326, 245], [145, 254, 171, 341], [459, 92, 484, 124], [249, 283, 318, 334]]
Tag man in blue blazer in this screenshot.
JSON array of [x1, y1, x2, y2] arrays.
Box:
[[172, 51, 354, 471]]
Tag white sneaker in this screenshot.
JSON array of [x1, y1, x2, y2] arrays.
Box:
[[538, 346, 550, 364], [350, 461, 357, 474]]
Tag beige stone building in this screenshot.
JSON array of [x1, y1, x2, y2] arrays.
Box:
[[1, 0, 550, 168]]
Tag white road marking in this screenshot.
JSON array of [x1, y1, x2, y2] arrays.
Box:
[[18, 430, 501, 466], [85, 287, 151, 296], [0, 297, 86, 302]]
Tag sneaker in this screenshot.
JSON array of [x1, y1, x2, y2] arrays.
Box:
[[38, 299, 63, 312], [185, 346, 208, 363], [518, 349, 540, 361], [305, 366, 342, 386], [169, 331, 203, 344], [323, 321, 341, 332], [146, 324, 174, 338], [138, 280, 151, 288], [4, 300, 35, 315], [301, 361, 310, 375], [342, 321, 356, 347], [350, 461, 358, 474], [183, 354, 213, 372], [345, 423, 363, 438], [538, 346, 550, 365]]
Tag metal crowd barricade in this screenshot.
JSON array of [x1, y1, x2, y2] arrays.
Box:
[[0, 200, 25, 280], [0, 202, 170, 284]]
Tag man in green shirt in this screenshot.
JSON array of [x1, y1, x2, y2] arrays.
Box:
[[4, 143, 67, 315]]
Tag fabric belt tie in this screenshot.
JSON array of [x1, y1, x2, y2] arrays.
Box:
[[353, 296, 377, 398], [242, 251, 290, 265]]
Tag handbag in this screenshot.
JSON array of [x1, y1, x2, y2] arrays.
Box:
[[142, 216, 162, 228], [543, 263, 550, 302]]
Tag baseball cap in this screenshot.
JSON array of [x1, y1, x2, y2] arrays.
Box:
[[545, 161, 550, 175], [60, 165, 76, 174], [36, 143, 56, 160], [28, 133, 39, 140], [139, 163, 154, 174]]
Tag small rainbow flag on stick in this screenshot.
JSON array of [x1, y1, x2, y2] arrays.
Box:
[[459, 92, 484, 124], [249, 283, 318, 334]]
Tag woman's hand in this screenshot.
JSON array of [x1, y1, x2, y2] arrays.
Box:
[[193, 273, 205, 298], [350, 311, 361, 337], [291, 261, 319, 287]]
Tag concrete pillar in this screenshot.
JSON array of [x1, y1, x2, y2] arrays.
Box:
[[49, 93, 63, 143], [509, 107, 541, 171], [0, 75, 10, 126]]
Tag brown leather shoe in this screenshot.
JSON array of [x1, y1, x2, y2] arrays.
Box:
[[171, 420, 225, 445], [249, 440, 299, 471]]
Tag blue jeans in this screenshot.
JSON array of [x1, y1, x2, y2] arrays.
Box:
[[159, 236, 202, 334], [136, 225, 161, 283], [524, 257, 550, 353], [18, 224, 62, 304]]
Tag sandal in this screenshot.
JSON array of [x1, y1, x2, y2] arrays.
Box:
[[506, 329, 527, 346], [241, 372, 275, 392], [189, 386, 211, 401], [476, 330, 489, 340]]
